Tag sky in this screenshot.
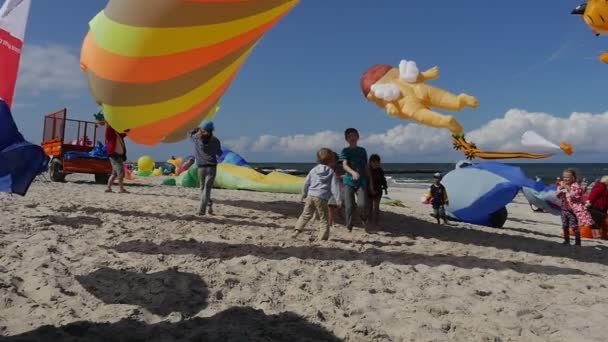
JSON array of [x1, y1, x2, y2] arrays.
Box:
[[10, 0, 608, 163]]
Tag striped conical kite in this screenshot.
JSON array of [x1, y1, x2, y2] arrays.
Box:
[[80, 0, 299, 145]]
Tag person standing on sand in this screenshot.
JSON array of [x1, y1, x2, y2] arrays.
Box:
[[327, 151, 345, 227], [293, 148, 341, 240], [368, 154, 388, 226], [340, 128, 370, 231], [585, 176, 608, 239], [96, 111, 129, 194], [426, 172, 449, 224], [557, 169, 592, 246], [190, 121, 221, 216]]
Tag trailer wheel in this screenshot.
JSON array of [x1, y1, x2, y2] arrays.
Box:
[[95, 173, 110, 184], [49, 159, 66, 182]]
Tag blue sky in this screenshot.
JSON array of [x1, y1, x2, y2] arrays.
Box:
[[11, 0, 608, 162]]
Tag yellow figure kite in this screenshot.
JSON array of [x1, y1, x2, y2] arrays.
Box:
[[361, 60, 573, 160], [572, 1, 608, 64]]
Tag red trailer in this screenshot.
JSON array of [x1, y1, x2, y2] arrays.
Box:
[[41, 108, 112, 183]]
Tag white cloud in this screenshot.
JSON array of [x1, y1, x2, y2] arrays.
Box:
[[363, 124, 450, 155], [16, 44, 86, 98], [467, 109, 608, 153], [249, 131, 345, 153], [222, 136, 251, 153], [225, 109, 608, 160]]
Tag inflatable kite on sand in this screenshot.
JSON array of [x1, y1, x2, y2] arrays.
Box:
[[0, 100, 48, 195], [177, 163, 304, 194], [440, 161, 545, 227], [360, 60, 574, 160], [0, 0, 48, 196], [80, 0, 299, 145], [572, 1, 608, 64], [218, 148, 252, 168]]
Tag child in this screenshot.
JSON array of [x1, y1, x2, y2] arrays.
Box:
[[294, 148, 341, 240], [557, 168, 593, 246], [189, 121, 222, 216], [327, 151, 345, 227], [340, 128, 369, 231], [426, 173, 449, 224], [368, 154, 388, 226]]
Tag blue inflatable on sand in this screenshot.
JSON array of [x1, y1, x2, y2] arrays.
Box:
[[218, 148, 251, 168], [441, 161, 551, 227], [0, 100, 48, 196]]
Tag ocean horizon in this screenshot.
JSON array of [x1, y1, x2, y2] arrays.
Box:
[[147, 160, 608, 187], [250, 162, 608, 186]]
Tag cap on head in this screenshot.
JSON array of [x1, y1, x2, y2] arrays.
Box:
[[202, 121, 214, 132], [433, 172, 442, 179]]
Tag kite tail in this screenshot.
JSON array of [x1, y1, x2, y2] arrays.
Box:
[[451, 135, 555, 160]]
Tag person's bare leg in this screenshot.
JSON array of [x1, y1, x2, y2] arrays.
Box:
[[118, 176, 128, 193], [328, 206, 335, 226], [106, 175, 117, 192], [374, 198, 381, 226]]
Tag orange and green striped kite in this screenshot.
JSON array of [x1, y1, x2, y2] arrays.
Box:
[[80, 0, 299, 145]]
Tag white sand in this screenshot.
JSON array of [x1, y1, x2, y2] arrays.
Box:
[[2, 174, 608, 341]]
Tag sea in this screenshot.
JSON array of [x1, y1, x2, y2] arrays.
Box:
[[251, 163, 608, 188]]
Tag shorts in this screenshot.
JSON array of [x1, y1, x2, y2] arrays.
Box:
[[433, 206, 446, 217], [328, 197, 337, 206], [588, 207, 606, 230], [328, 183, 344, 206], [109, 155, 125, 178]]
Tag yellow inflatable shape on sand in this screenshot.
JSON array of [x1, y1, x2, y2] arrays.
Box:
[[360, 60, 573, 160], [81, 0, 299, 146], [572, 0, 608, 64], [167, 157, 183, 170], [215, 164, 304, 194], [137, 155, 154, 172], [177, 163, 304, 194]]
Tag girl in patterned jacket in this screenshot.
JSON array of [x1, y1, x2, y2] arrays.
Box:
[[557, 168, 593, 246]]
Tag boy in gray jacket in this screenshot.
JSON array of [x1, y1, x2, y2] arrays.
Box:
[[293, 148, 342, 240]]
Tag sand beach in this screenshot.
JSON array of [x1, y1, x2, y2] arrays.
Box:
[[1, 175, 608, 341]]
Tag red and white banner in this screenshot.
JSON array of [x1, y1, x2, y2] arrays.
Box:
[[0, 0, 31, 108]]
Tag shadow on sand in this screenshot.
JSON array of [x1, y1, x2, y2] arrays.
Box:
[[110, 239, 587, 276], [56, 206, 291, 230], [4, 307, 340, 342], [76, 268, 208, 317], [217, 199, 608, 266], [29, 215, 103, 229]]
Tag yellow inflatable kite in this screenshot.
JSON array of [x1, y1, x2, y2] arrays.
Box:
[[361, 60, 573, 160], [572, 1, 608, 64], [80, 0, 299, 145]]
